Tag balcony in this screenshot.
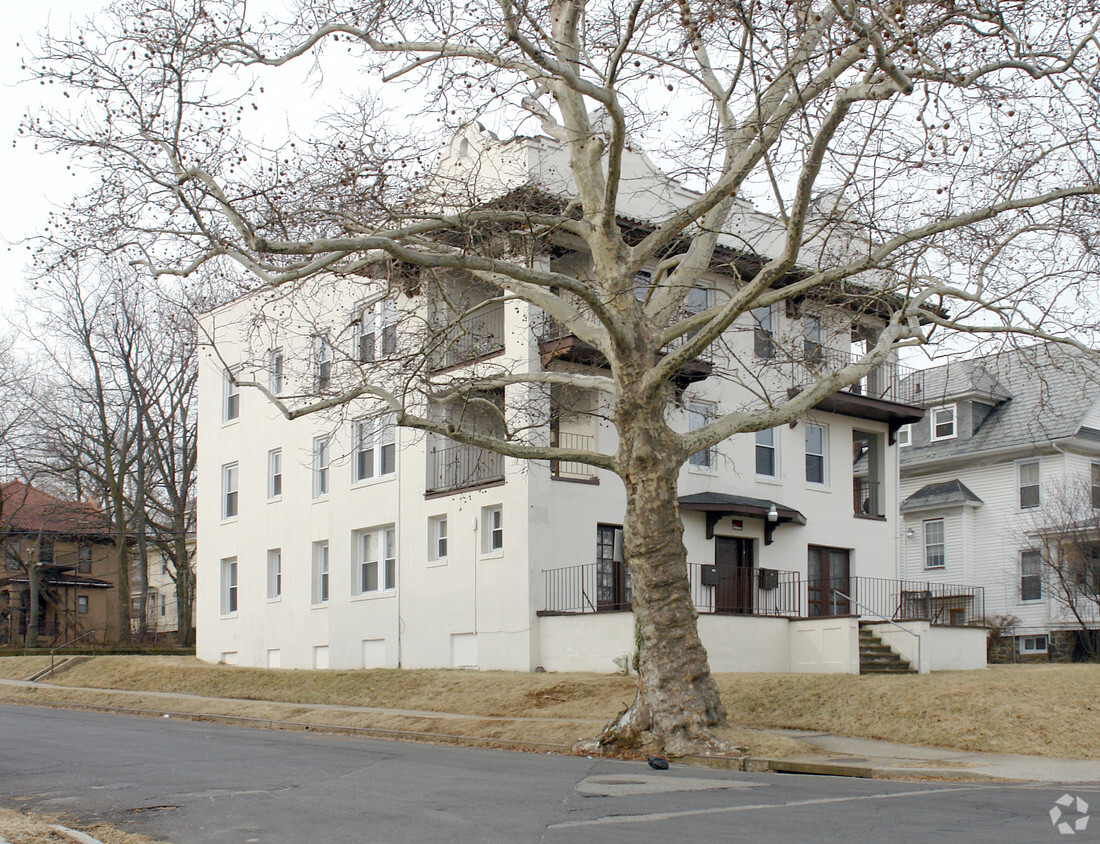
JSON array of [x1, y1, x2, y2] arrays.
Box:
[[549, 430, 598, 482], [539, 566, 985, 626], [853, 479, 883, 517], [431, 302, 505, 371], [426, 441, 504, 495], [790, 347, 925, 435]]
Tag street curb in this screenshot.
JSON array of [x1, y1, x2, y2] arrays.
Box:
[[680, 754, 999, 781]]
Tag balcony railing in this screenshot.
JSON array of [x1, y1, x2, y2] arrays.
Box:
[[426, 441, 504, 494], [792, 347, 925, 406], [539, 566, 985, 625], [550, 430, 598, 481], [432, 302, 505, 370], [853, 479, 883, 516]]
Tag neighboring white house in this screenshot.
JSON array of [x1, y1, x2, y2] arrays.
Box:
[[899, 343, 1100, 661], [196, 125, 986, 675]]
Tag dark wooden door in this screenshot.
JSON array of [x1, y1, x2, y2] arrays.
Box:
[[808, 546, 851, 617], [714, 537, 753, 614]]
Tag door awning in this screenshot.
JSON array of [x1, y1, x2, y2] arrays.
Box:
[[678, 493, 807, 545]]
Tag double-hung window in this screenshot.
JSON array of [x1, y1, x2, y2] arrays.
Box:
[[930, 405, 957, 441], [77, 545, 92, 574], [267, 549, 282, 600], [1018, 460, 1040, 509], [77, 595, 89, 615], [803, 314, 824, 365], [923, 518, 945, 569], [353, 414, 397, 482], [687, 402, 714, 469], [267, 449, 283, 499], [221, 557, 238, 614], [356, 526, 396, 593], [752, 305, 775, 359], [358, 301, 398, 362], [314, 336, 332, 390], [223, 371, 240, 422], [1092, 463, 1100, 509], [313, 437, 330, 498], [429, 515, 448, 561], [755, 428, 777, 477], [805, 424, 826, 485], [269, 350, 284, 395], [222, 463, 239, 519], [483, 505, 503, 553], [1020, 550, 1042, 601], [896, 424, 912, 447], [312, 542, 329, 604]]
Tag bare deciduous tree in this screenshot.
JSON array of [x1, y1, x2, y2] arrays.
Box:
[[25, 0, 1100, 754]]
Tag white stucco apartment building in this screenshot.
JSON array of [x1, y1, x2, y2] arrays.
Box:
[[196, 126, 987, 674]]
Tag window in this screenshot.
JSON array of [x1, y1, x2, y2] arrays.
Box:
[[1018, 460, 1040, 509], [930, 405, 956, 441], [687, 402, 714, 469], [353, 415, 397, 482], [77, 545, 92, 574], [1019, 635, 1048, 654], [313, 438, 330, 498], [270, 349, 284, 395], [755, 428, 777, 477], [160, 594, 166, 617], [896, 424, 912, 448], [267, 449, 283, 499], [805, 424, 826, 484], [221, 557, 238, 614], [1021, 549, 1042, 601], [314, 336, 332, 390], [312, 542, 329, 604], [358, 301, 397, 362], [429, 515, 448, 561], [1093, 463, 1100, 509], [803, 314, 824, 365], [267, 549, 282, 599], [752, 305, 775, 359], [222, 463, 239, 519], [355, 526, 396, 593], [76, 595, 89, 615], [923, 518, 945, 569], [223, 371, 240, 422], [483, 505, 503, 553], [681, 285, 710, 339]]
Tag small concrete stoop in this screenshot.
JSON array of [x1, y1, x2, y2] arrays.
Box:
[[858, 627, 915, 675], [27, 655, 92, 682]]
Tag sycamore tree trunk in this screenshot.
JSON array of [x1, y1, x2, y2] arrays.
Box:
[[577, 397, 729, 758]]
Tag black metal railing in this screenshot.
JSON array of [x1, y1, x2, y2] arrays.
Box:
[[853, 479, 883, 516], [540, 566, 984, 625], [807, 576, 985, 626], [432, 302, 505, 370], [550, 430, 598, 481], [791, 347, 925, 406], [426, 441, 504, 494], [688, 564, 802, 617]]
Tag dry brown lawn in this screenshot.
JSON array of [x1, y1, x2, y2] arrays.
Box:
[[5, 656, 1099, 759], [0, 657, 51, 680], [0, 805, 165, 844]]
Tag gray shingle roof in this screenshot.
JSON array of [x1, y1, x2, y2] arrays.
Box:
[[901, 343, 1100, 465], [901, 479, 984, 511]]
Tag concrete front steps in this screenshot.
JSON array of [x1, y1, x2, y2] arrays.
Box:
[[858, 626, 915, 674]]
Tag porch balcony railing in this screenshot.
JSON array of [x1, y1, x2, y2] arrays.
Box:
[[539, 565, 985, 626], [432, 302, 505, 370], [550, 430, 598, 481], [853, 479, 883, 517], [791, 347, 925, 407], [426, 440, 504, 494], [807, 576, 985, 626]]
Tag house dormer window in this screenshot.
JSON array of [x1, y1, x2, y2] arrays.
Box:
[[930, 405, 957, 441]]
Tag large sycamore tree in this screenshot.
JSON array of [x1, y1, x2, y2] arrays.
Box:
[[27, 0, 1100, 754]]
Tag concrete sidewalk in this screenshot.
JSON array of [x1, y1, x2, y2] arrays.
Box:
[[4, 677, 1099, 784], [736, 730, 1100, 783]]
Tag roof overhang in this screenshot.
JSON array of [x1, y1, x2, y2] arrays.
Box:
[[812, 391, 924, 441], [679, 493, 806, 546]]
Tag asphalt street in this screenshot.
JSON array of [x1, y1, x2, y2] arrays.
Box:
[[0, 704, 1092, 843]]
